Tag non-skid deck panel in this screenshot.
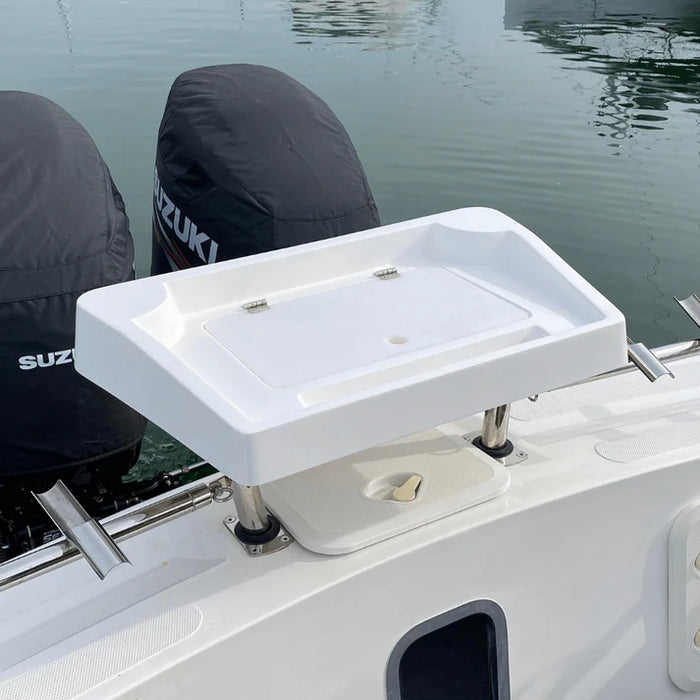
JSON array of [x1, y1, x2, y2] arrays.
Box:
[[596, 419, 700, 463], [0, 605, 202, 700]]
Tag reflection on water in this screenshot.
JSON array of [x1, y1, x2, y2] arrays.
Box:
[[290, 0, 433, 44], [55, 0, 74, 54], [4, 0, 695, 469], [506, 0, 700, 143], [505, 0, 700, 342], [504, 0, 700, 28]]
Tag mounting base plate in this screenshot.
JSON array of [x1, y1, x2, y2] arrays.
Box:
[[224, 515, 294, 557]]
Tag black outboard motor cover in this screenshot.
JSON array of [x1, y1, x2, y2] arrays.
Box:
[[152, 64, 380, 273], [0, 91, 146, 477]]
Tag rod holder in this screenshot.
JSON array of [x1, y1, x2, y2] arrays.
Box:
[[230, 482, 280, 545], [674, 294, 700, 329], [33, 480, 129, 580], [473, 404, 514, 458], [627, 337, 674, 382]]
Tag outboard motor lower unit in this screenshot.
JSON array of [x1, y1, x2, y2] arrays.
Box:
[[0, 92, 146, 487], [151, 64, 380, 273]]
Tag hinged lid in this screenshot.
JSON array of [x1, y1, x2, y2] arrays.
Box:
[[75, 208, 627, 485]]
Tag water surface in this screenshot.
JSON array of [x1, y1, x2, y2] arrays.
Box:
[[2, 0, 699, 471]]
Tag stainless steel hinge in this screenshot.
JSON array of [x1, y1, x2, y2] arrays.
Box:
[[373, 266, 399, 280], [241, 298, 269, 313]]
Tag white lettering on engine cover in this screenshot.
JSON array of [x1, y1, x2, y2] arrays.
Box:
[[18, 349, 75, 370], [153, 170, 218, 264]]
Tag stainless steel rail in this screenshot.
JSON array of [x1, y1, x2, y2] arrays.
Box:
[[0, 474, 232, 590], [565, 339, 700, 389], [474, 339, 700, 461]]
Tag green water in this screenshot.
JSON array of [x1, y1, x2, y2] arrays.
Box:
[[3, 0, 700, 473]]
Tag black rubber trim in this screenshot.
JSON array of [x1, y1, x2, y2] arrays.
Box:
[[472, 436, 514, 459], [234, 514, 281, 544]]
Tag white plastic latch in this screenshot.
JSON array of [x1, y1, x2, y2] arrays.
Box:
[[391, 475, 422, 502]]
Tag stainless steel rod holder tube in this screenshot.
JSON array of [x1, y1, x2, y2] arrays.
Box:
[[481, 404, 511, 450], [675, 294, 700, 328], [1, 475, 230, 590], [627, 337, 674, 382], [231, 483, 270, 533], [33, 480, 129, 579]]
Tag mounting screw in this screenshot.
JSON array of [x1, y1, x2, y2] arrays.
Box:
[[280, 535, 290, 543]]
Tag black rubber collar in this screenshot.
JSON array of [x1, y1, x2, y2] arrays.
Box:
[[472, 435, 514, 459], [234, 514, 281, 545]]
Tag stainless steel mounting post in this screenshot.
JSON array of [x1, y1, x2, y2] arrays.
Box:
[[230, 483, 270, 532], [481, 404, 511, 451], [468, 402, 527, 466], [227, 481, 293, 557]]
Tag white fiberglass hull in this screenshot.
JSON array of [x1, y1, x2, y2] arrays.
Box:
[[3, 355, 700, 699]]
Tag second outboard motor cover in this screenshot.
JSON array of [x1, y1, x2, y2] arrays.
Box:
[[152, 64, 380, 273], [0, 91, 147, 477]]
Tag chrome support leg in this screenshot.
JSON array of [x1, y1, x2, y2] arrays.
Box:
[[469, 402, 527, 465], [230, 483, 270, 533], [481, 404, 511, 451]]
